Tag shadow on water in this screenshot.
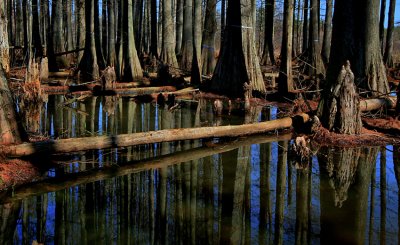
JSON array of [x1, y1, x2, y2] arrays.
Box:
[[0, 95, 399, 244]]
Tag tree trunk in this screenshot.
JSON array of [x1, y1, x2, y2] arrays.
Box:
[[94, 0, 106, 69], [321, 0, 332, 64], [383, 0, 396, 67], [76, 0, 85, 62], [261, 0, 275, 65], [304, 0, 325, 79], [191, 0, 202, 85], [0, 1, 10, 74], [379, 0, 386, 52], [175, 0, 183, 54], [180, 0, 193, 71], [32, 0, 43, 57], [160, 0, 178, 67], [102, 0, 108, 59], [149, 0, 157, 57], [302, 0, 309, 52], [51, 0, 68, 70], [107, 0, 116, 66], [121, 0, 143, 81], [278, 0, 295, 95], [318, 61, 362, 134], [201, 0, 217, 75], [78, 0, 99, 81], [64, 0, 74, 62]]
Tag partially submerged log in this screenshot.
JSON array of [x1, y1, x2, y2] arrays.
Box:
[[0, 133, 292, 202], [0, 113, 309, 157]]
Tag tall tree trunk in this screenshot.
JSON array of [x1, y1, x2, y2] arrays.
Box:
[[122, 0, 143, 81], [191, 0, 202, 84], [102, 0, 108, 59], [78, 0, 99, 81], [16, 0, 23, 47], [278, 0, 294, 95], [180, 0, 193, 71], [149, 0, 157, 57], [261, 0, 276, 65], [76, 0, 85, 62], [302, 0, 309, 52], [379, 0, 386, 52], [220, 0, 225, 47], [32, 0, 43, 57], [52, 0, 68, 69], [383, 0, 396, 67], [160, 0, 178, 67], [40, 0, 48, 49], [0, 1, 10, 74], [94, 0, 106, 69], [22, 0, 32, 59], [175, 0, 183, 54], [201, 0, 217, 75], [64, 0, 74, 62], [321, 0, 333, 64], [107, 0, 116, 66], [305, 0, 325, 76]]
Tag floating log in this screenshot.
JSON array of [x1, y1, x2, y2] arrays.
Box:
[[359, 97, 397, 112], [0, 114, 309, 157], [0, 133, 291, 203]]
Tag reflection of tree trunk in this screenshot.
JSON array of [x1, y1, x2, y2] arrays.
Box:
[[156, 167, 168, 244], [274, 141, 288, 245], [56, 190, 66, 244], [36, 195, 48, 243], [368, 163, 376, 244], [259, 142, 272, 244], [0, 201, 21, 244], [319, 147, 378, 244], [380, 147, 386, 245], [393, 145, 400, 244], [295, 167, 310, 245], [174, 163, 183, 244], [204, 155, 214, 244]]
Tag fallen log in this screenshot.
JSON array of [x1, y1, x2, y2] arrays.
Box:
[[360, 97, 397, 112], [0, 133, 291, 203], [0, 114, 309, 157]]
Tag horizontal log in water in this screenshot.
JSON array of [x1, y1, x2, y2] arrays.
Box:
[[1, 114, 309, 157], [0, 133, 292, 203], [360, 97, 397, 112]]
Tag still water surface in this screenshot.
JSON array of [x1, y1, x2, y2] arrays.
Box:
[[0, 95, 398, 244]]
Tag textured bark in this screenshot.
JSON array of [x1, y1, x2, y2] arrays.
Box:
[[241, 0, 265, 93], [261, 0, 275, 65], [180, 0, 193, 71], [102, 0, 108, 58], [64, 0, 74, 62], [191, 0, 202, 85], [379, 0, 386, 52], [122, 0, 143, 81], [383, 0, 396, 67], [0, 1, 10, 74], [302, 0, 309, 52], [201, 0, 217, 75], [78, 0, 99, 81], [107, 0, 116, 66], [278, 0, 295, 95], [40, 0, 48, 48], [76, 0, 85, 62], [175, 0, 183, 54], [94, 0, 105, 69], [160, 0, 178, 67], [32, 0, 43, 57], [22, 0, 32, 59], [51, 0, 68, 69], [319, 61, 362, 134], [321, 0, 332, 64]]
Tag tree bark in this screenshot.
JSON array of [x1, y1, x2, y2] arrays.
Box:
[[0, 1, 10, 74], [94, 0, 106, 69], [302, 0, 309, 52], [383, 0, 396, 67], [32, 0, 43, 57], [107, 0, 116, 67], [321, 0, 333, 64], [201, 0, 217, 75], [149, 0, 157, 57], [180, 0, 193, 71], [0, 114, 307, 157], [175, 0, 183, 54], [278, 0, 295, 95], [51, 0, 68, 70], [76, 0, 85, 62], [121, 0, 143, 81], [379, 0, 386, 52], [261, 0, 275, 65], [191, 0, 202, 85], [160, 0, 178, 67], [78, 0, 100, 81]]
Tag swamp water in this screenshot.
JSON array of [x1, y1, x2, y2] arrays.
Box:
[[0, 95, 398, 244]]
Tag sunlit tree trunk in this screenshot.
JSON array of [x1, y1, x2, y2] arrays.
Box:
[[302, 0, 308, 52], [278, 0, 294, 95], [78, 0, 99, 81], [383, 0, 396, 67], [76, 0, 85, 62], [0, 1, 10, 73], [175, 0, 183, 54], [321, 0, 332, 64], [180, 0, 193, 71], [107, 0, 116, 66], [161, 0, 178, 67], [64, 0, 73, 62]]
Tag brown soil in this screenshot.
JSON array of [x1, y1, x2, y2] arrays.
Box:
[[0, 159, 40, 190]]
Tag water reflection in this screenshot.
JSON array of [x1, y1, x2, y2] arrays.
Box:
[[0, 97, 398, 244]]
